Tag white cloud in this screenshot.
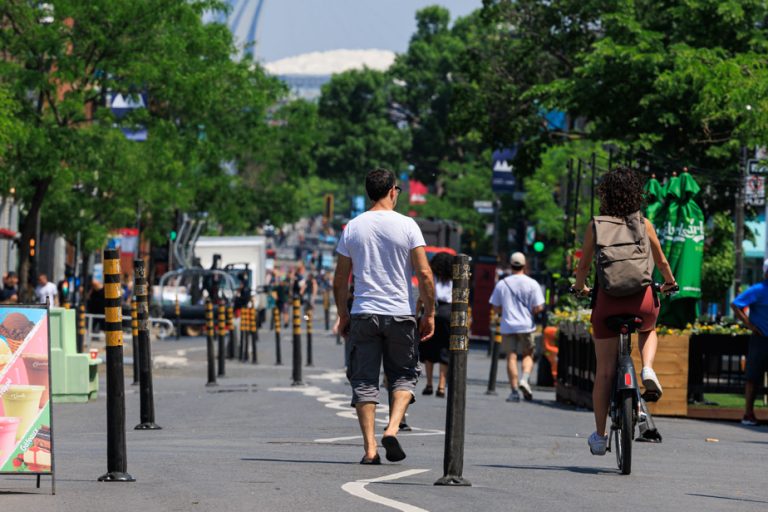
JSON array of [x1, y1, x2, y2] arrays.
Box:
[[263, 49, 396, 76]]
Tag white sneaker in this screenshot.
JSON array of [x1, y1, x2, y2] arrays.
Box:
[[506, 390, 521, 402], [518, 380, 533, 401], [588, 431, 608, 456], [641, 367, 663, 398]]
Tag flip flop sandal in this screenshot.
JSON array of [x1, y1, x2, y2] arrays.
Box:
[[435, 388, 445, 398], [422, 386, 434, 396], [360, 454, 381, 465], [381, 436, 406, 462]]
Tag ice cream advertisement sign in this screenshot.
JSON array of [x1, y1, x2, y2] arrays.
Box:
[[0, 306, 53, 476]]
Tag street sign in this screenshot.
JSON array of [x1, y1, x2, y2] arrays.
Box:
[[525, 226, 536, 246], [473, 200, 494, 214], [491, 148, 516, 194], [748, 159, 768, 175], [745, 175, 765, 206]]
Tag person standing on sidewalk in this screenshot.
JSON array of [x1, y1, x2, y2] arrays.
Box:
[[334, 168, 435, 464], [731, 258, 768, 426], [489, 252, 544, 402]]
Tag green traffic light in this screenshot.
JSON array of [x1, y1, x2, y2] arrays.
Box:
[[170, 230, 177, 241], [533, 241, 545, 253]]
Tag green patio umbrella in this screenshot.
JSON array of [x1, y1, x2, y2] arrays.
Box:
[[644, 175, 664, 226], [657, 171, 704, 327]]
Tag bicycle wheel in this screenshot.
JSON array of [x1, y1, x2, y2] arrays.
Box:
[[616, 392, 634, 475]]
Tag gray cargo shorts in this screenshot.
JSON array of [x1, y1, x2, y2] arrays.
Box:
[[347, 313, 420, 406]]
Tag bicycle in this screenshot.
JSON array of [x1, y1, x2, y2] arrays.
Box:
[[572, 282, 677, 475]]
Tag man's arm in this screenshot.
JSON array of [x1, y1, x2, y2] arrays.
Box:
[[731, 303, 762, 336], [333, 255, 353, 336], [411, 246, 435, 341]]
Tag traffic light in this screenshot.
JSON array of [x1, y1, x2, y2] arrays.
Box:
[[170, 230, 177, 241], [533, 241, 545, 253], [29, 238, 36, 257], [323, 194, 334, 224]]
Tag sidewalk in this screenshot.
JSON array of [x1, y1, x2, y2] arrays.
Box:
[[1, 320, 766, 511]]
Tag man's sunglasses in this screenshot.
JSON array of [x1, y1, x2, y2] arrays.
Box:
[[394, 185, 402, 194]]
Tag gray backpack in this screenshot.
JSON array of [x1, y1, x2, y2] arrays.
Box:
[[593, 212, 653, 297]]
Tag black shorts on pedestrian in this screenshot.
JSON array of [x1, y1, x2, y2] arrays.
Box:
[[347, 314, 420, 406], [746, 335, 768, 382]]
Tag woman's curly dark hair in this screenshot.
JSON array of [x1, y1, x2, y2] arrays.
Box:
[[597, 166, 646, 217], [430, 252, 454, 284]]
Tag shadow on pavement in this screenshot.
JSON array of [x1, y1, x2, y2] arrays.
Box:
[[242, 457, 357, 465], [687, 493, 768, 505], [477, 463, 615, 475]]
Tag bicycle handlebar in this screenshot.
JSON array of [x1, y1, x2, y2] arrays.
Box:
[[568, 282, 679, 299]]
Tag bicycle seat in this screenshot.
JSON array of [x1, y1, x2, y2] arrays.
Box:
[[605, 315, 643, 334]]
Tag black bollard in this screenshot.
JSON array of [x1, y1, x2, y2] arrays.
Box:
[[306, 306, 313, 367], [274, 307, 282, 365], [486, 311, 502, 395], [227, 306, 235, 359], [77, 303, 86, 353], [239, 307, 248, 362], [175, 295, 181, 340], [97, 249, 135, 482], [435, 254, 472, 487], [323, 290, 331, 331], [291, 293, 303, 385], [251, 306, 258, 364], [134, 259, 162, 430], [217, 302, 226, 377], [205, 300, 217, 386], [131, 298, 139, 386]]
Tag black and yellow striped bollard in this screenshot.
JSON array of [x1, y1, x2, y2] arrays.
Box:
[[134, 259, 161, 430], [77, 303, 86, 353], [205, 299, 216, 386], [226, 305, 235, 359], [273, 306, 282, 365], [435, 253, 471, 487], [323, 289, 331, 331], [250, 305, 258, 364], [305, 306, 313, 367], [217, 301, 226, 377], [291, 293, 303, 386], [97, 249, 134, 482], [240, 307, 249, 362], [486, 308, 502, 395], [131, 297, 139, 385]]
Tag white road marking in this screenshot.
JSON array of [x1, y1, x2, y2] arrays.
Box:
[[342, 469, 430, 512]]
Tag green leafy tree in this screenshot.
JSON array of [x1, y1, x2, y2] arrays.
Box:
[[701, 212, 735, 309]]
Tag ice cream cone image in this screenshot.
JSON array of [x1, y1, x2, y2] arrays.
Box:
[[0, 313, 34, 353]]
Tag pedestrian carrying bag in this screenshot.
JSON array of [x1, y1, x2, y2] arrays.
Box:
[[592, 211, 653, 297]]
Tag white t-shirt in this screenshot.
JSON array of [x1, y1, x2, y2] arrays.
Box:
[[435, 280, 452, 303], [336, 210, 426, 315], [489, 274, 545, 334], [35, 282, 58, 307]]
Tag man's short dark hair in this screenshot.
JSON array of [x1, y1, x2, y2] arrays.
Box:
[[365, 168, 396, 202]]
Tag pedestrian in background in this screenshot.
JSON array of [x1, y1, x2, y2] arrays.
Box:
[[731, 258, 768, 426], [489, 252, 544, 403], [35, 273, 58, 307], [418, 251, 453, 398], [334, 168, 434, 464]]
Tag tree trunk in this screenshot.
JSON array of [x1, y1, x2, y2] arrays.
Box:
[[18, 178, 52, 302]]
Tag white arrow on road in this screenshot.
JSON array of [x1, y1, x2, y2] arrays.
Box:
[[342, 469, 430, 512]]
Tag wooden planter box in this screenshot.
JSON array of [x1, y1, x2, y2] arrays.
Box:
[[631, 334, 689, 416]]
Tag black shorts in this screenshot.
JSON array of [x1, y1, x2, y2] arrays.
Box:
[[746, 335, 768, 382]]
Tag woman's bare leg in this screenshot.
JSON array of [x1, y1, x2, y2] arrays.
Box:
[[593, 337, 619, 436]]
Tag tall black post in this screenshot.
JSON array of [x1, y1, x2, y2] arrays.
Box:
[[323, 290, 331, 331], [205, 300, 217, 386], [306, 306, 313, 367], [131, 298, 139, 386], [77, 303, 86, 353], [174, 295, 181, 340], [274, 307, 282, 365], [291, 293, 303, 386], [589, 152, 597, 218], [134, 259, 161, 430], [98, 249, 134, 482], [435, 254, 471, 487], [240, 307, 249, 362], [486, 310, 501, 395], [573, 158, 582, 246], [227, 305, 235, 359], [217, 302, 226, 377], [251, 306, 258, 364]]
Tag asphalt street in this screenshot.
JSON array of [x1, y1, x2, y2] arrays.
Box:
[[1, 316, 767, 512]]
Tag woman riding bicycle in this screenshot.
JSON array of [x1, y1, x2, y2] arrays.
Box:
[[573, 166, 677, 456]]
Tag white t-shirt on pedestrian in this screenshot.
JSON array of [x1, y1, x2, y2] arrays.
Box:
[[435, 280, 452, 303], [489, 274, 545, 334], [35, 282, 58, 307], [336, 210, 426, 315]]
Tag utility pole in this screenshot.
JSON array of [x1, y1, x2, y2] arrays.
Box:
[[734, 146, 747, 293], [492, 196, 500, 258]]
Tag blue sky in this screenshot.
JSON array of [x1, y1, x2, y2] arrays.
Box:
[[250, 0, 482, 62]]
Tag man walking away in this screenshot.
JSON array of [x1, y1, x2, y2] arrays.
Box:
[[731, 258, 768, 426], [490, 252, 545, 402], [334, 168, 435, 464]]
